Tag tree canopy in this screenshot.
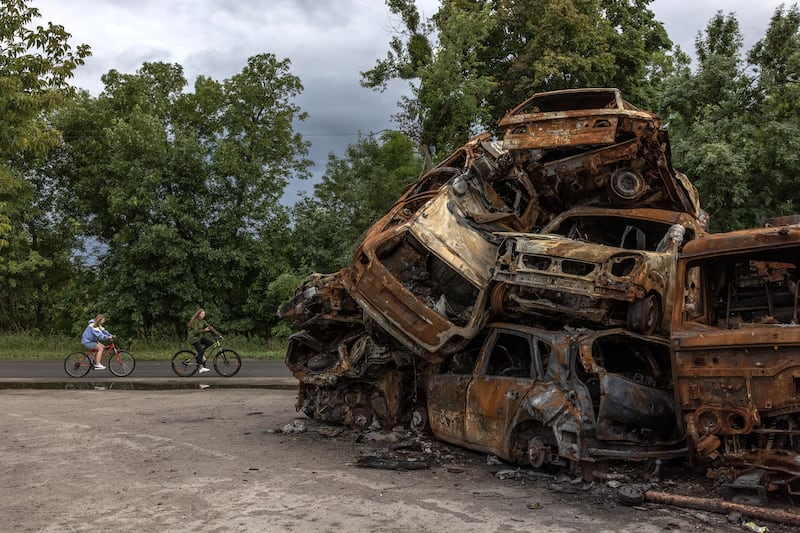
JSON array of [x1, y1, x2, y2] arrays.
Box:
[[0, 0, 89, 330], [658, 5, 800, 230], [48, 56, 311, 336], [362, 0, 673, 159]]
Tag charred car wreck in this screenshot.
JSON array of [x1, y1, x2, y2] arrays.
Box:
[[672, 225, 800, 495], [280, 87, 800, 500]]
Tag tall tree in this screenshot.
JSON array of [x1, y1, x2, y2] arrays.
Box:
[[0, 0, 89, 330], [658, 7, 800, 231], [52, 56, 311, 336], [746, 4, 800, 220]]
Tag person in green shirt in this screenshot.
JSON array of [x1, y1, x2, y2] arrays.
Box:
[[187, 308, 219, 374]]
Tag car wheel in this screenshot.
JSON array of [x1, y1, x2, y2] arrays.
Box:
[[628, 293, 661, 334]]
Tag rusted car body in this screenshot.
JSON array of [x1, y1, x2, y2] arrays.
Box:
[[671, 225, 800, 491], [278, 272, 425, 430], [492, 208, 705, 333], [344, 133, 539, 360], [426, 323, 685, 477], [499, 87, 660, 150], [498, 88, 701, 218]]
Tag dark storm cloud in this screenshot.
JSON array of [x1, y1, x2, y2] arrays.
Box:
[[33, 0, 787, 203]]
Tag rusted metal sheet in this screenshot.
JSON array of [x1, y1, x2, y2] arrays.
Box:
[[672, 226, 800, 489]]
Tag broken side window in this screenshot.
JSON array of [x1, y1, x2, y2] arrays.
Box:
[[442, 333, 486, 374], [485, 332, 533, 378], [692, 252, 800, 328]]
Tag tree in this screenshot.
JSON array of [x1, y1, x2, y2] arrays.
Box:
[[289, 130, 422, 273], [52, 56, 311, 336], [362, 0, 673, 159], [658, 7, 800, 231], [363, 1, 496, 161], [0, 0, 89, 330]]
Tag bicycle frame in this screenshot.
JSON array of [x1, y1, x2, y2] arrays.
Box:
[[171, 336, 241, 377], [64, 340, 136, 378]]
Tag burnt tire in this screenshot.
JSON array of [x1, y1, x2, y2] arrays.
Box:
[[410, 406, 429, 434], [617, 485, 645, 506], [345, 405, 374, 431], [627, 293, 661, 334]]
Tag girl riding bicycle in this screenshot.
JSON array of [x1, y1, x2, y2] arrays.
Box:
[[81, 314, 115, 370], [187, 308, 219, 374]]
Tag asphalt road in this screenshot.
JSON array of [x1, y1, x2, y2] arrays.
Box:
[[0, 359, 296, 389]]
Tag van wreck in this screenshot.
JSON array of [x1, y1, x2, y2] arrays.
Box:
[[672, 224, 800, 494], [281, 87, 800, 502]]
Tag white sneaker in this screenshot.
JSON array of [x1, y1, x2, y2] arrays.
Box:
[[198, 367, 211, 374], [93, 364, 106, 370]]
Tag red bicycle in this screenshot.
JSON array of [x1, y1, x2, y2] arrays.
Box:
[[64, 340, 136, 377]]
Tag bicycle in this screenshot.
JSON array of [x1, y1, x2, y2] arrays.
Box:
[[171, 335, 241, 377], [64, 339, 136, 377]]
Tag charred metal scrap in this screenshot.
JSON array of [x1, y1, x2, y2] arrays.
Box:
[[279, 87, 800, 501]]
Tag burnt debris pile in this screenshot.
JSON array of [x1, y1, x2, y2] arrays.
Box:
[[279, 88, 800, 501]]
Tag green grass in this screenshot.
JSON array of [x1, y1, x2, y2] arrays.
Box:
[[0, 332, 288, 361]]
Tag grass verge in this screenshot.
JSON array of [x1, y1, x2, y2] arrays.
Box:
[[0, 332, 287, 361]]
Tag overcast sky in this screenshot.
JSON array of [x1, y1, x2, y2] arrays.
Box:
[[32, 0, 791, 201]]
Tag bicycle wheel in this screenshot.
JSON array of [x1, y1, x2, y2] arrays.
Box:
[[64, 352, 92, 377], [108, 350, 136, 377], [213, 349, 241, 377], [171, 350, 199, 377]]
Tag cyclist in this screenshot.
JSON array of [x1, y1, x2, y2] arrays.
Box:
[[187, 308, 219, 374], [81, 314, 115, 370]]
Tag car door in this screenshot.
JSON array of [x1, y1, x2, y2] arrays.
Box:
[[463, 329, 538, 455], [426, 341, 484, 446]]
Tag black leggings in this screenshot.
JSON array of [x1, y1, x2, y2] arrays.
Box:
[[192, 338, 214, 365]]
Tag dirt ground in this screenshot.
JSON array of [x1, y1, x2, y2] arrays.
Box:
[[0, 388, 792, 532]]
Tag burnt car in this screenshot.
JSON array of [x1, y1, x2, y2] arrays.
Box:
[[492, 207, 706, 334], [498, 88, 701, 218], [426, 323, 685, 478], [671, 224, 800, 494], [343, 133, 539, 360], [278, 272, 424, 430]]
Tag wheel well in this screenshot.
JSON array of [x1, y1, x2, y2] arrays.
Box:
[[509, 420, 551, 463]]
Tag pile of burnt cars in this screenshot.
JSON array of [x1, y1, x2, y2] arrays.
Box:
[[280, 88, 800, 497]]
